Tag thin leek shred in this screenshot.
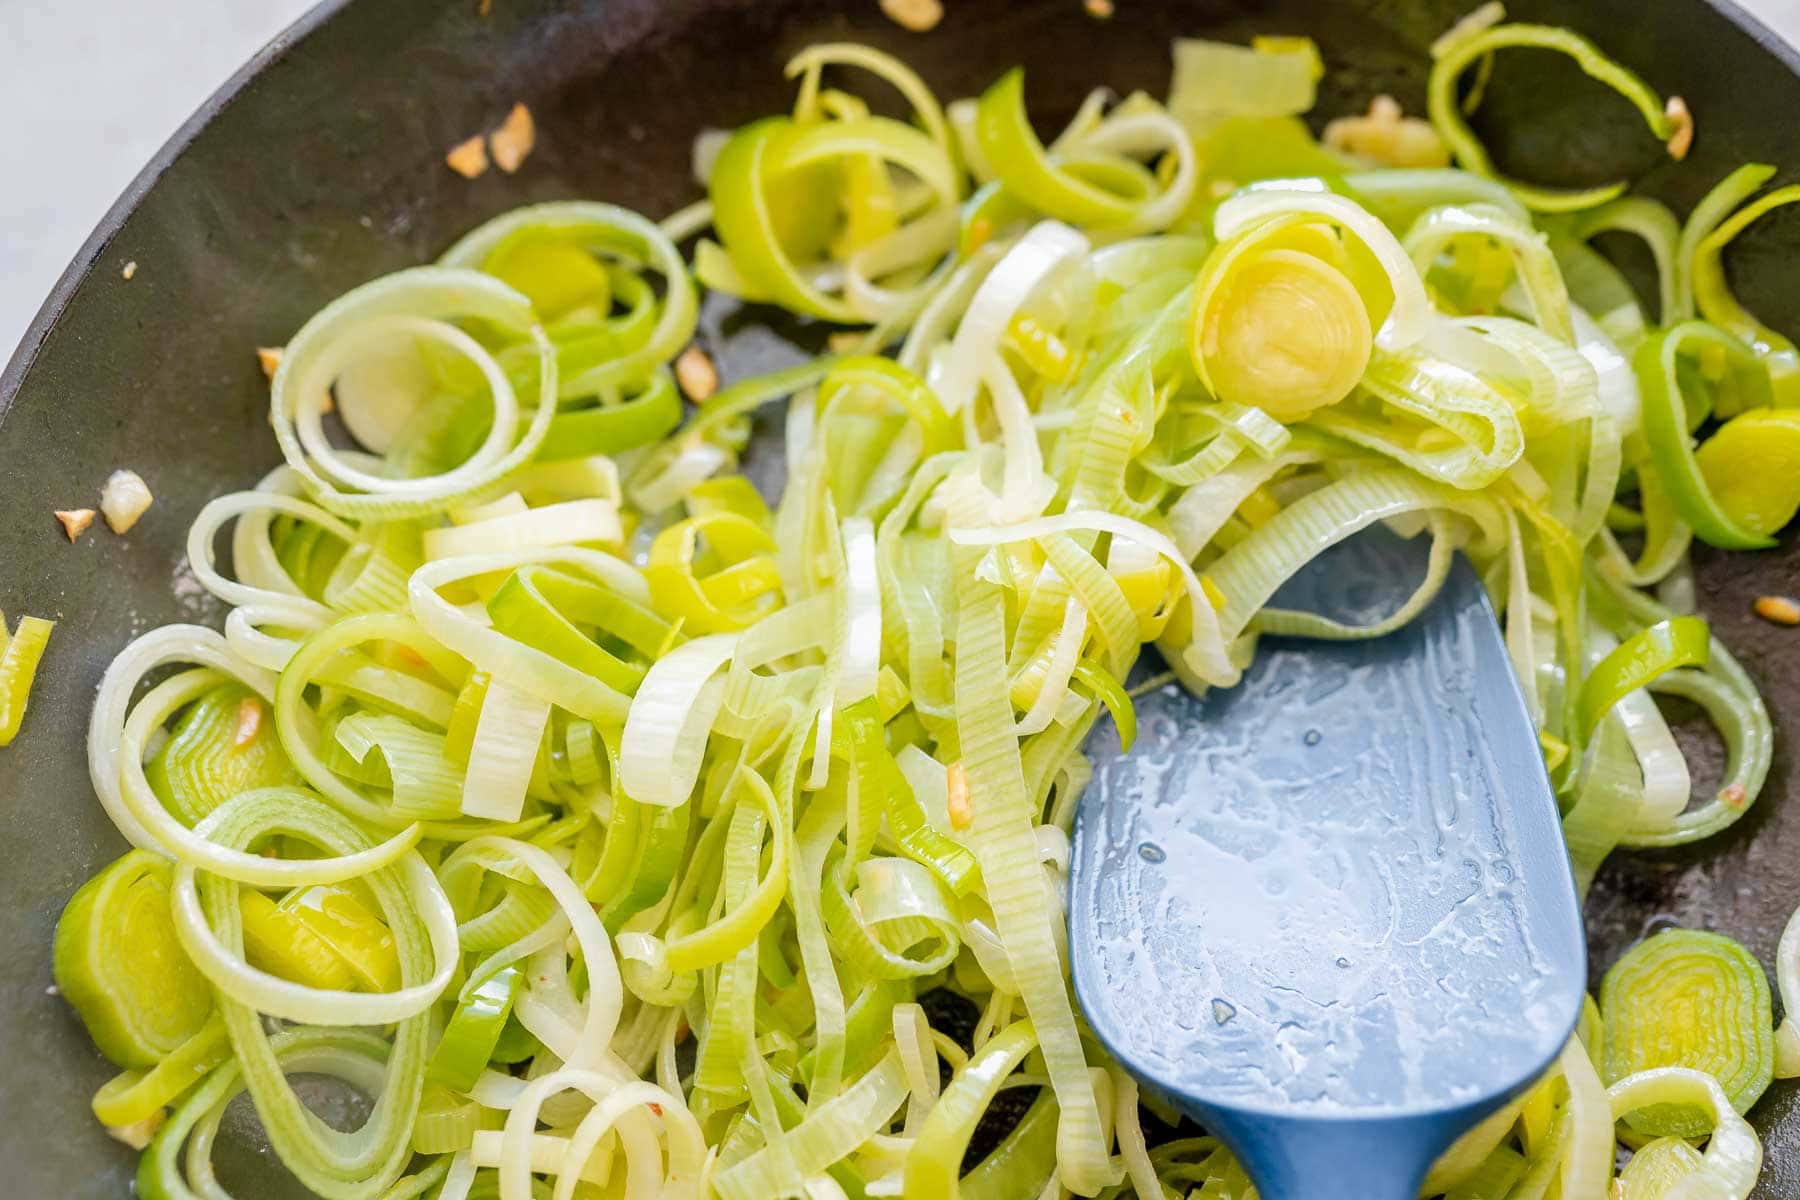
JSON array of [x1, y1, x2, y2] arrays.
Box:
[[47, 16, 1800, 1200]]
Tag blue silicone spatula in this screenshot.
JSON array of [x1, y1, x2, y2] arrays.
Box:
[[1069, 526, 1587, 1199]]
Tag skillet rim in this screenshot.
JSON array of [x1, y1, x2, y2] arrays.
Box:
[[0, 0, 354, 428]]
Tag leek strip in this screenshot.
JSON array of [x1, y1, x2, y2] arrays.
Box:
[[1570, 196, 1682, 325], [664, 767, 788, 972], [1420, 1096, 1527, 1195], [903, 1019, 1039, 1200], [95, 626, 423, 883], [172, 792, 457, 1026], [461, 681, 551, 823], [438, 201, 698, 397], [1203, 467, 1505, 642], [785, 43, 953, 151], [620, 633, 737, 808], [333, 712, 463, 820], [185, 491, 345, 623], [877, 747, 980, 895], [1169, 36, 1321, 123], [948, 510, 1237, 687], [1576, 616, 1709, 738], [691, 794, 763, 1099], [1777, 907, 1800, 1078], [490, 1071, 701, 1200], [1634, 322, 1777, 549], [468, 836, 625, 1065], [1253, 516, 1456, 640], [410, 549, 645, 724], [275, 614, 468, 827], [1319, 347, 1525, 489], [954, 575, 1113, 1194], [1427, 23, 1685, 211], [1343, 167, 1530, 230], [1560, 718, 1638, 898], [838, 517, 883, 703], [429, 968, 524, 1092], [1404, 202, 1573, 342], [974, 71, 1139, 230], [938, 221, 1087, 416], [1558, 1035, 1615, 1200], [146, 680, 300, 825], [958, 1089, 1060, 1200], [1607, 1069, 1762, 1197], [137, 1028, 394, 1200], [91, 1015, 232, 1129], [713, 1052, 910, 1200], [646, 512, 783, 633], [543, 370, 682, 457], [423, 500, 622, 560], [272, 272, 557, 519], [1615, 1137, 1704, 1198], [486, 565, 668, 696], [1691, 183, 1800, 404], [0, 612, 53, 746], [188, 797, 439, 1199]]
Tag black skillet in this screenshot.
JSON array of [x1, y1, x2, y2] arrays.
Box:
[[2, 0, 1798, 1195]]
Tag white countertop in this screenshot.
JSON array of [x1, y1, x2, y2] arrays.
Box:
[[1, 0, 1797, 364]]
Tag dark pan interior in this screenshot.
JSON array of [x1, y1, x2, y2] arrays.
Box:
[[2, 0, 1798, 1194]]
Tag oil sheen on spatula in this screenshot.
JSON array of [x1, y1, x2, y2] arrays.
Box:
[[1068, 527, 1585, 1200]]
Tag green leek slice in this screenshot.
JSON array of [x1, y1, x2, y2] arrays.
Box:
[[1600, 929, 1774, 1137], [0, 612, 53, 746], [145, 682, 300, 826], [54, 850, 214, 1069]]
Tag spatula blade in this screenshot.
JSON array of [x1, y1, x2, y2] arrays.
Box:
[[1069, 526, 1585, 1198]]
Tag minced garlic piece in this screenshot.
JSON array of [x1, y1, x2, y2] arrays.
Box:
[[946, 762, 973, 829], [1753, 595, 1800, 626], [106, 1110, 166, 1150], [256, 346, 284, 379], [235, 696, 264, 747], [121, 261, 138, 281], [100, 470, 153, 535], [675, 345, 719, 402], [1323, 95, 1450, 168], [880, 0, 943, 33], [1665, 96, 1694, 160], [446, 135, 489, 179], [1084, 0, 1114, 17], [54, 509, 96, 541], [490, 103, 536, 174]]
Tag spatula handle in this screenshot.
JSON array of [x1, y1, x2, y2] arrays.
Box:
[[1205, 1108, 1458, 1200]]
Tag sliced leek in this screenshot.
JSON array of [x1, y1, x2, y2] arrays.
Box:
[[1600, 929, 1775, 1138], [43, 19, 1800, 1200]]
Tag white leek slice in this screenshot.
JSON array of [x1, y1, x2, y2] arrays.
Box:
[[838, 517, 883, 704], [1571, 303, 1641, 437], [1169, 36, 1322, 123], [423, 499, 622, 560], [620, 633, 739, 807], [1213, 188, 1431, 350], [1607, 1068, 1761, 1198], [461, 680, 551, 822], [948, 510, 1238, 687], [937, 221, 1089, 415]]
